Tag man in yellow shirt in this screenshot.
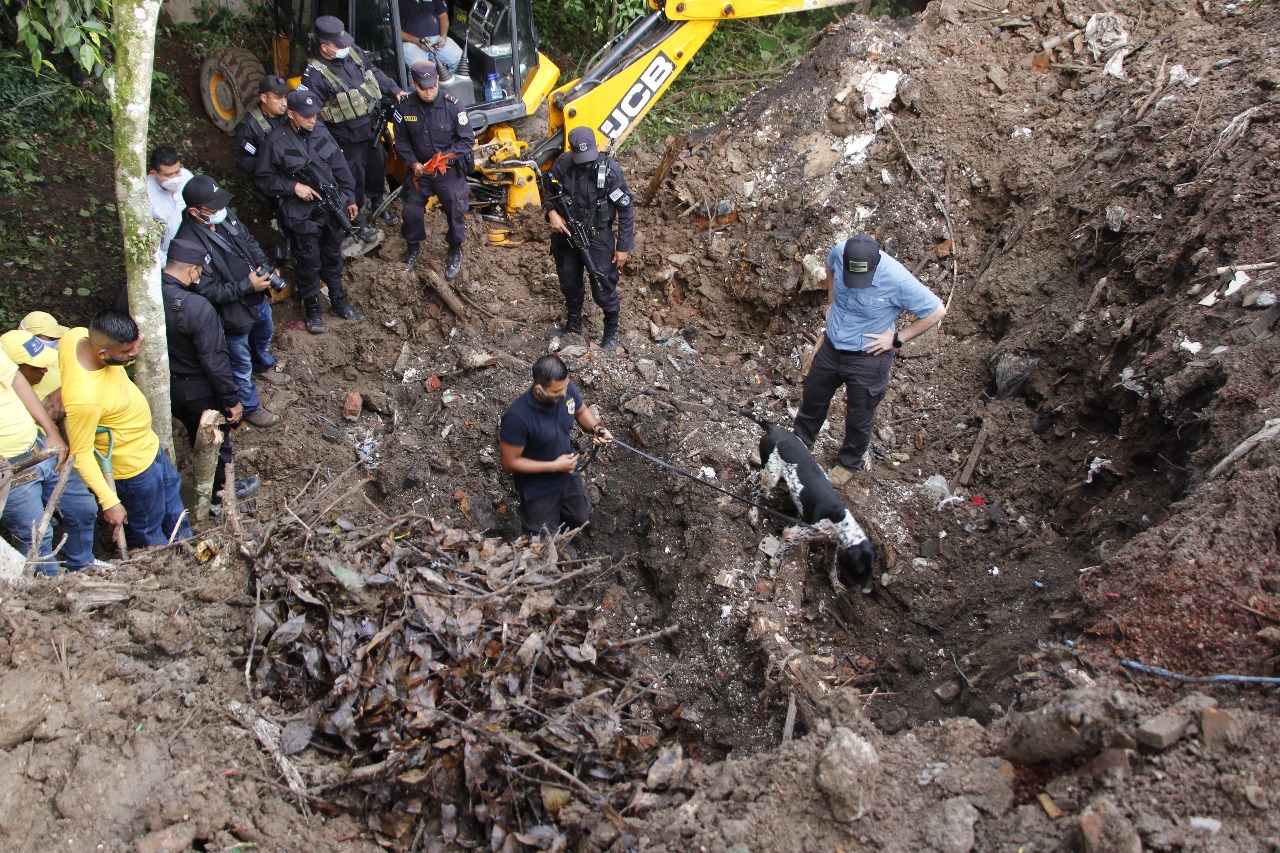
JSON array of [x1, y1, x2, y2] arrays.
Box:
[[17, 310, 67, 410], [61, 310, 192, 548], [1, 347, 101, 575]]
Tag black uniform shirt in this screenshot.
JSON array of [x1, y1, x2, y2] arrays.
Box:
[[543, 152, 635, 252], [393, 92, 475, 167], [299, 46, 402, 143], [161, 274, 239, 410], [254, 121, 357, 218], [234, 106, 285, 175]]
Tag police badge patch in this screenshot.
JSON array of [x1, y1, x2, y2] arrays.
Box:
[[458, 112, 469, 126], [566, 398, 577, 415]]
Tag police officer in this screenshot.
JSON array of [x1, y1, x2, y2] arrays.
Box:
[[543, 127, 634, 352], [174, 175, 281, 429], [254, 89, 366, 334], [234, 75, 290, 176], [394, 61, 474, 279], [161, 240, 259, 509], [300, 15, 407, 233]]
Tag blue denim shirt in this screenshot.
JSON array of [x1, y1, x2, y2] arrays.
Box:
[[825, 243, 942, 352]]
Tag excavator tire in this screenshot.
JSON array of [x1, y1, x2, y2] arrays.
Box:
[[199, 47, 265, 135]]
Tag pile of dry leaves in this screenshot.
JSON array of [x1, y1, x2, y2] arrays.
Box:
[[245, 490, 675, 848]]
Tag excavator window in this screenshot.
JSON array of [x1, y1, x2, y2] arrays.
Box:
[[350, 0, 400, 79]]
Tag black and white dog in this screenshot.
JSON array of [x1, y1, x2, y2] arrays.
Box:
[[741, 409, 877, 593]]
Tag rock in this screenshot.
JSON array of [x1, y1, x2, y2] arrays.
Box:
[[935, 680, 962, 704], [1136, 711, 1189, 750], [815, 727, 879, 823], [1245, 785, 1268, 809], [987, 65, 1009, 93], [1002, 689, 1135, 764], [1200, 707, 1243, 752], [720, 818, 750, 845], [921, 797, 980, 853], [1083, 748, 1130, 787], [621, 394, 656, 418], [634, 359, 659, 384], [360, 389, 396, 416], [938, 756, 1015, 816], [0, 671, 49, 750], [646, 744, 686, 790], [1078, 798, 1141, 853], [668, 254, 693, 268], [1173, 693, 1217, 714], [1188, 816, 1221, 834], [135, 821, 197, 853], [801, 254, 827, 291]]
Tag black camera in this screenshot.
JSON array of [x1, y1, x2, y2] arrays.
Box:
[[256, 264, 287, 292]]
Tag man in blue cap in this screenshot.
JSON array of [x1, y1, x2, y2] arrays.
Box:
[[793, 234, 946, 485], [542, 126, 634, 352], [394, 60, 474, 279]]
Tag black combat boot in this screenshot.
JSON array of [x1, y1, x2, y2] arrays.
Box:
[[404, 243, 422, 269], [546, 312, 582, 339], [353, 215, 379, 242], [330, 294, 366, 321], [444, 245, 463, 280], [304, 297, 324, 334], [370, 196, 399, 226], [601, 313, 620, 352]]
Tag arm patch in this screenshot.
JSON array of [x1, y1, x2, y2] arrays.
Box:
[[243, 142, 256, 154], [609, 188, 632, 207]]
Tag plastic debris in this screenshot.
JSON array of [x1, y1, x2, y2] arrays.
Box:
[[856, 69, 901, 112], [1168, 64, 1199, 87], [1085, 457, 1113, 484], [1179, 340, 1203, 354]]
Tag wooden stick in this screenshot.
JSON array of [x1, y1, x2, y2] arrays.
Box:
[[227, 700, 311, 817], [883, 117, 959, 314], [641, 133, 686, 206], [25, 453, 74, 570], [957, 421, 991, 487], [193, 410, 227, 523], [606, 624, 680, 648], [420, 268, 471, 320], [781, 693, 797, 744]]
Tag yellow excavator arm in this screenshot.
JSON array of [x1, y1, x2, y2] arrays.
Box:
[[507, 0, 858, 209]]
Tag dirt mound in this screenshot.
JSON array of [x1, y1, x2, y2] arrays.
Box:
[[4, 0, 1280, 848]]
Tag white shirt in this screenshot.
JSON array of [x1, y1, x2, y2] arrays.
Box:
[[145, 168, 193, 253]]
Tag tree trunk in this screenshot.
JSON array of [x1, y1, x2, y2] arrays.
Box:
[[108, 0, 172, 457]]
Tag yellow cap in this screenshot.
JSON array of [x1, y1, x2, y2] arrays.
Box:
[[19, 311, 70, 339], [0, 329, 56, 369]]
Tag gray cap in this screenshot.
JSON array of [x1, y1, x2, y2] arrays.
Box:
[[410, 60, 438, 88], [841, 235, 880, 288]]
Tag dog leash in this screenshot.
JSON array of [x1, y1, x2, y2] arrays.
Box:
[[604, 436, 815, 529]]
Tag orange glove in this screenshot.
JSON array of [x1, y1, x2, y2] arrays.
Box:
[[424, 151, 455, 177]]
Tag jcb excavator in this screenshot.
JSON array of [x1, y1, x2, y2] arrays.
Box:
[[200, 0, 856, 239]]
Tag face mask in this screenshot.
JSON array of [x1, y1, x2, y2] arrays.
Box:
[[160, 177, 184, 193], [206, 208, 228, 225], [538, 386, 566, 406], [102, 353, 138, 367], [333, 47, 350, 59]]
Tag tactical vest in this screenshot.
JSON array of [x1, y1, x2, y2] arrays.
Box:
[[246, 105, 273, 135], [307, 50, 381, 124]]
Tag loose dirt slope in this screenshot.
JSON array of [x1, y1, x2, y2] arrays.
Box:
[[2, 0, 1280, 849]]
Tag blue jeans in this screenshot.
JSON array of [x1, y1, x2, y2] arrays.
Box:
[[113, 449, 192, 549], [2, 438, 99, 575], [225, 331, 261, 416], [249, 299, 275, 372], [402, 38, 463, 73]]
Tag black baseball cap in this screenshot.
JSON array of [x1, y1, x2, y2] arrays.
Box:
[[259, 74, 290, 95], [287, 89, 323, 118], [313, 15, 354, 48], [568, 126, 599, 164], [410, 60, 438, 88], [842, 235, 881, 288], [182, 175, 233, 210], [168, 240, 211, 267]]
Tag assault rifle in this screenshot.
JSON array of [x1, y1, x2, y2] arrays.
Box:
[[369, 95, 392, 151], [538, 169, 608, 295], [293, 161, 358, 238]]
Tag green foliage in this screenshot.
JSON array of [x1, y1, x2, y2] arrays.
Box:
[[162, 0, 274, 55], [6, 0, 112, 76], [532, 0, 652, 73]]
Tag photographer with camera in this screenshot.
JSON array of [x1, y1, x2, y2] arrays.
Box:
[[175, 175, 282, 429], [161, 241, 260, 510]]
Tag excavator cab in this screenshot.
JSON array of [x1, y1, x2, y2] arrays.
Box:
[[200, 0, 558, 139]]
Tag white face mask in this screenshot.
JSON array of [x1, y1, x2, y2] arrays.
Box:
[[333, 46, 350, 59], [206, 208, 229, 225], [159, 168, 192, 195]]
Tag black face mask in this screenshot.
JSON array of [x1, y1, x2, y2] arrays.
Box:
[[537, 386, 566, 406], [102, 354, 138, 367]]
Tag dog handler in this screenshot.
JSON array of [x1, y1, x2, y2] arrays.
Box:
[[793, 234, 946, 485], [499, 355, 613, 539]]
